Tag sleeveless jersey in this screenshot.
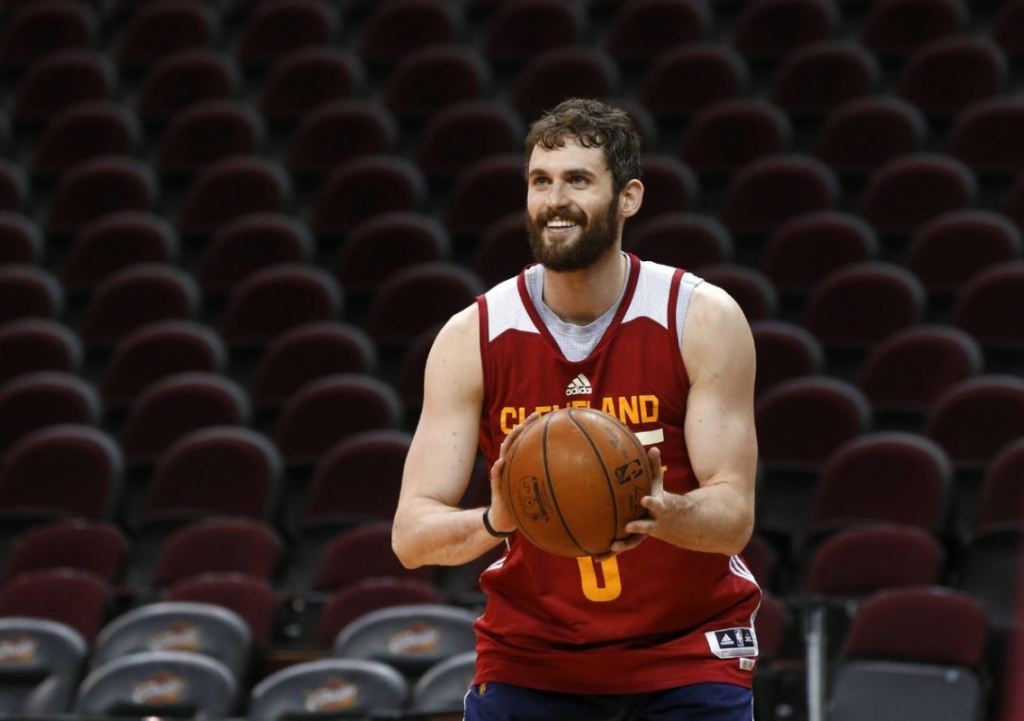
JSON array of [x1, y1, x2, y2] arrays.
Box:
[[473, 254, 762, 694]]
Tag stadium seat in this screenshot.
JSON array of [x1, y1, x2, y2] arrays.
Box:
[[233, 0, 337, 69], [335, 211, 450, 295], [44, 156, 158, 238], [74, 650, 238, 718], [905, 210, 1021, 296], [951, 260, 1024, 354], [629, 155, 701, 230], [273, 375, 402, 465], [285, 99, 396, 177], [470, 212, 534, 289], [826, 587, 989, 721], [815, 96, 928, 176], [770, 40, 879, 117], [0, 0, 96, 70], [248, 322, 376, 407], [806, 432, 953, 541], [860, 0, 966, 58], [358, 0, 457, 68], [480, 0, 583, 69], [332, 604, 478, 678], [138, 426, 281, 527], [802, 261, 926, 347], [59, 211, 178, 294], [0, 319, 81, 384], [761, 211, 879, 296], [256, 47, 363, 124], [511, 47, 620, 120], [732, 0, 838, 60], [114, 0, 218, 72], [198, 213, 314, 296], [310, 155, 427, 240], [947, 97, 1024, 175], [750, 320, 825, 398], [101, 320, 226, 410], [134, 49, 241, 125], [603, 0, 711, 67], [0, 211, 42, 265], [755, 377, 873, 542], [11, 49, 114, 126], [78, 264, 200, 349], [248, 658, 408, 721], [413, 101, 524, 181], [0, 569, 111, 643], [0, 162, 27, 213], [90, 601, 253, 683], [290, 523, 437, 596], [299, 430, 412, 535], [0, 375, 101, 457], [859, 153, 977, 236], [364, 262, 486, 348], [2, 520, 127, 586], [155, 99, 266, 179], [858, 325, 983, 424], [30, 101, 140, 179], [625, 212, 733, 270], [720, 154, 839, 236], [219, 264, 342, 349], [924, 374, 1024, 471], [148, 517, 283, 589], [700, 264, 778, 322], [162, 573, 278, 646], [409, 651, 476, 716], [120, 373, 250, 465], [640, 43, 749, 120], [0, 618, 87, 714], [0, 265, 63, 325], [309, 577, 444, 647], [384, 45, 490, 123], [897, 36, 1008, 117], [0, 424, 120, 523], [679, 99, 792, 175], [175, 156, 293, 239]]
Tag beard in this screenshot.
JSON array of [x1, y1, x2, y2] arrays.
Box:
[[527, 199, 621, 273]]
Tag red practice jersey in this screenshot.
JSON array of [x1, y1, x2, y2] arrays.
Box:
[[474, 254, 762, 694]]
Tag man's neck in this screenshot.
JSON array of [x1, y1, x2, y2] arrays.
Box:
[[541, 249, 629, 326]]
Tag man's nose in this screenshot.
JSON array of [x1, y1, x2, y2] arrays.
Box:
[[546, 182, 570, 208]]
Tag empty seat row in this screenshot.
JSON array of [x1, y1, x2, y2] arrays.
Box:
[[0, 595, 480, 718], [3, 0, 1021, 73]]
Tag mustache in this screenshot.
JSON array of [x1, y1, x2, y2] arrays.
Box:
[[535, 208, 587, 226]]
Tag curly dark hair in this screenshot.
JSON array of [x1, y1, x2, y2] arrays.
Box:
[[524, 98, 643, 196]]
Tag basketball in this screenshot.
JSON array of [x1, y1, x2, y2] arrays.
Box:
[[499, 407, 653, 557]]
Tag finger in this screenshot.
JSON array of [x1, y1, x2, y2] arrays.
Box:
[[647, 446, 665, 494], [603, 533, 646, 557]]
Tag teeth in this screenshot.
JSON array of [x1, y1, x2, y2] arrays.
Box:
[[548, 220, 575, 228]]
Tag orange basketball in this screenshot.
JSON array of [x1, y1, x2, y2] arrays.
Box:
[[499, 407, 653, 557]]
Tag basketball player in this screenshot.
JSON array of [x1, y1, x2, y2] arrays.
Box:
[[393, 97, 761, 720]]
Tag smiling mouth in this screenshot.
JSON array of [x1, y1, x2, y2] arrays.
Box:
[[545, 217, 580, 233]]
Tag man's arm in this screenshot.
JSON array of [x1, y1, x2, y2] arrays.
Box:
[[617, 281, 758, 556], [392, 304, 512, 569]]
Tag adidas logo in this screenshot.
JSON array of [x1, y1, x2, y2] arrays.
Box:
[[565, 374, 593, 396]]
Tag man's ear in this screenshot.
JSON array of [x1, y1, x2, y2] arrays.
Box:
[[620, 179, 644, 218]]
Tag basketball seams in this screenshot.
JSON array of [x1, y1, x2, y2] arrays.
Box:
[[567, 408, 620, 554], [501, 417, 535, 549], [544, 411, 590, 556]]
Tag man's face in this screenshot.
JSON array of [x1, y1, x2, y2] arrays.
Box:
[[525, 139, 623, 273]]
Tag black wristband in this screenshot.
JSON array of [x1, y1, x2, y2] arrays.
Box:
[[483, 507, 513, 538]]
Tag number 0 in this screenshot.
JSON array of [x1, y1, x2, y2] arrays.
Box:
[[576, 556, 622, 602]]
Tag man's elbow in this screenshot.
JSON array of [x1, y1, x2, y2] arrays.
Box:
[[391, 522, 424, 570]]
